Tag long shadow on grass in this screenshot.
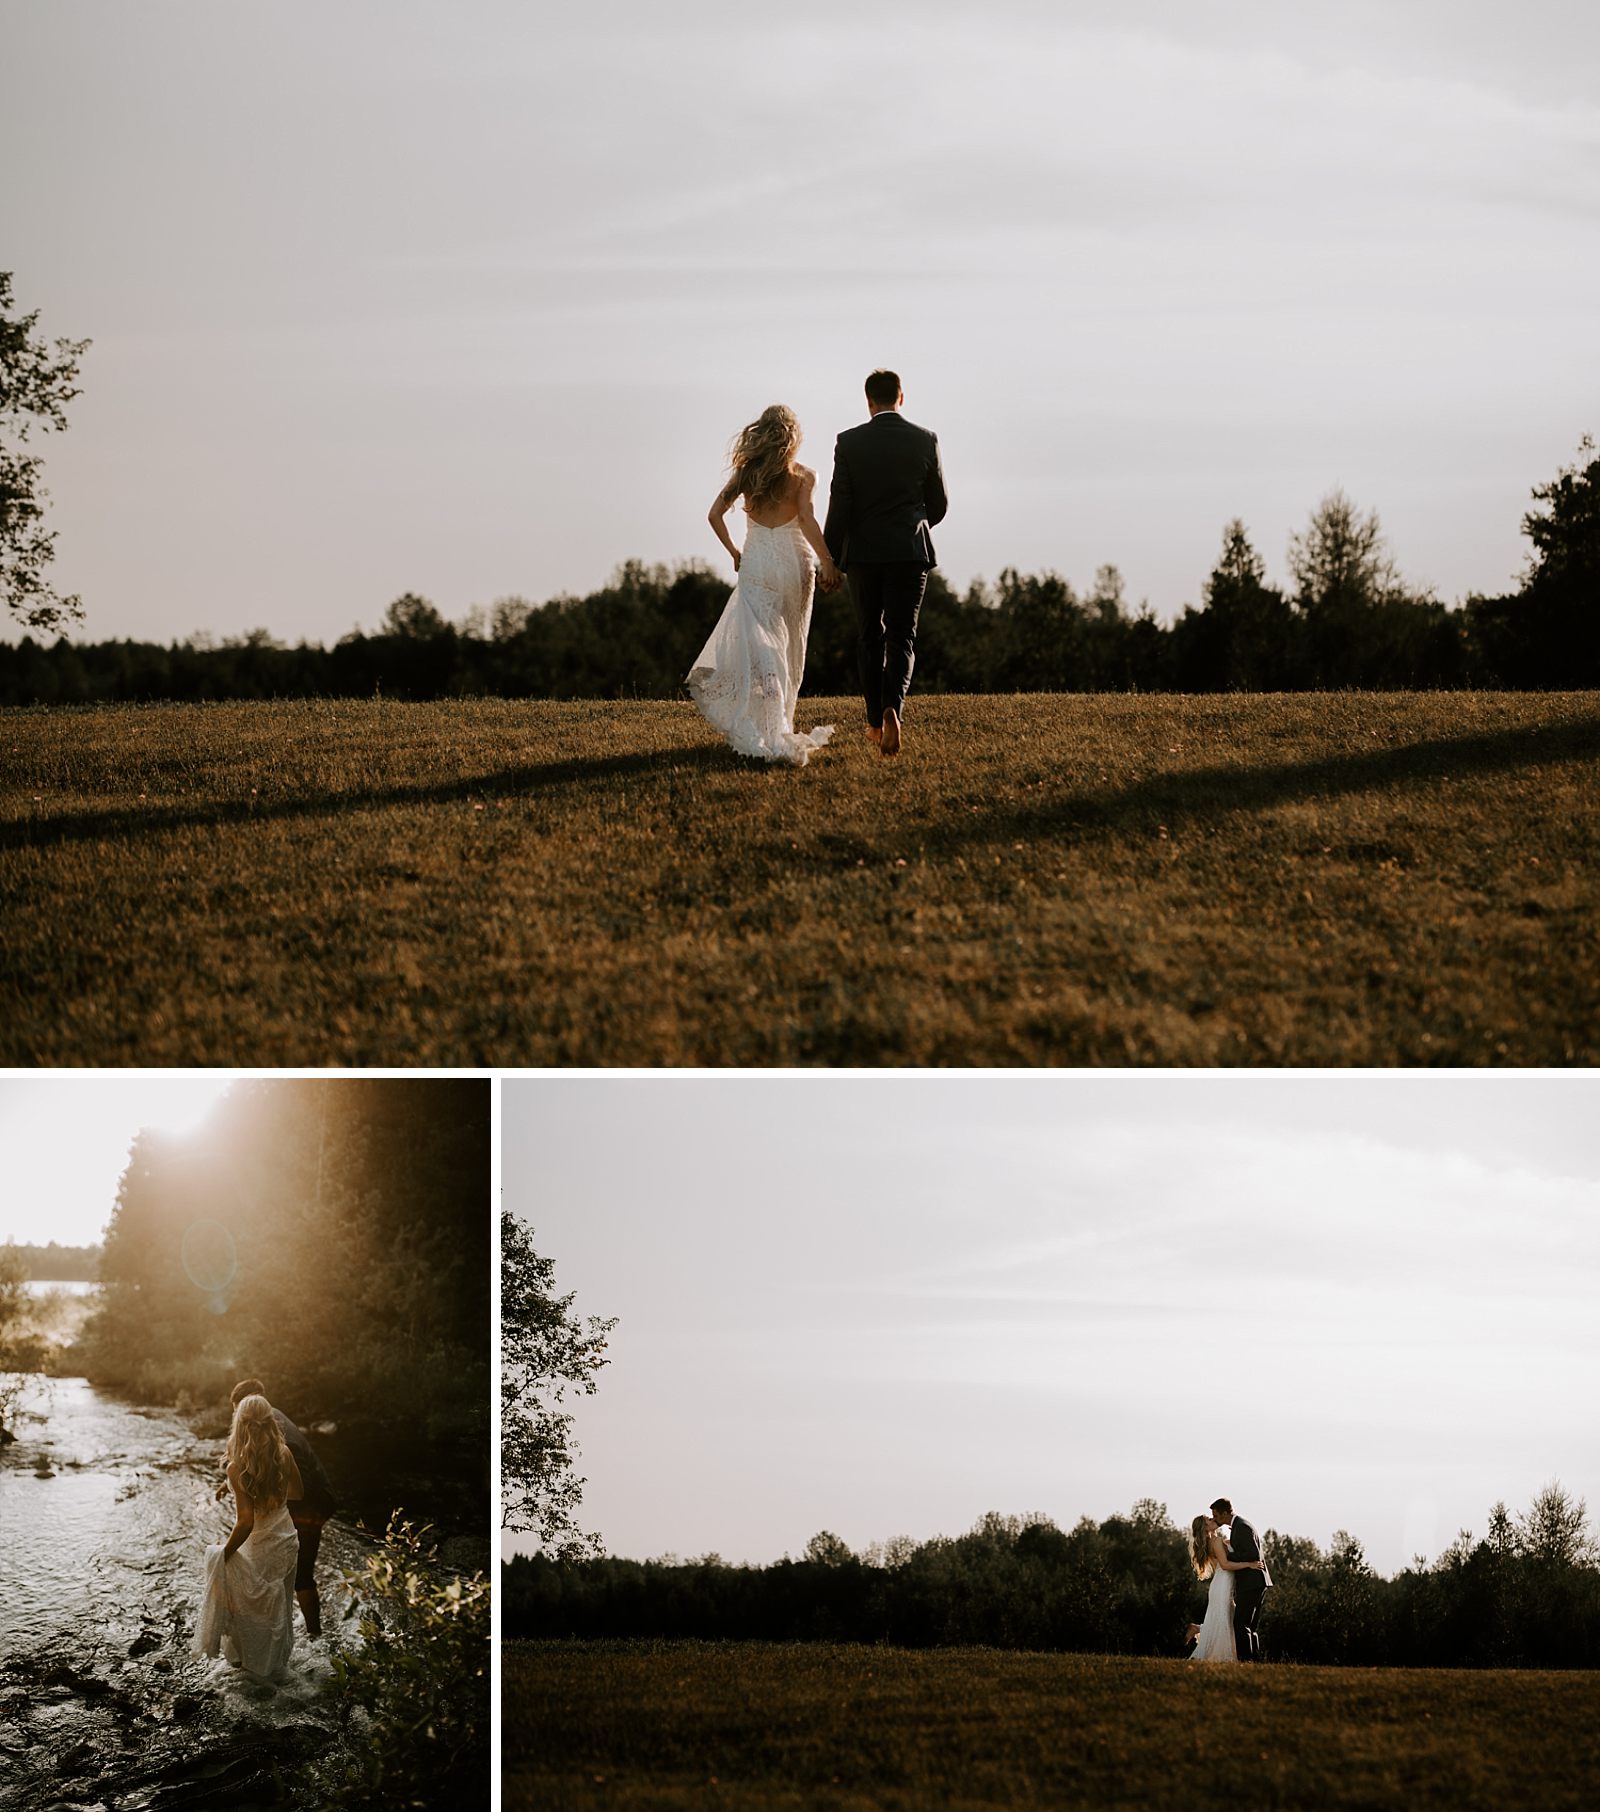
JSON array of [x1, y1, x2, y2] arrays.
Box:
[[919, 713, 1600, 853], [5, 715, 1598, 857], [0, 743, 741, 852]]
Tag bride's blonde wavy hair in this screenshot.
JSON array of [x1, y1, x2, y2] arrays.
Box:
[[1190, 1515, 1215, 1580], [723, 404, 802, 512], [227, 1393, 293, 1509]]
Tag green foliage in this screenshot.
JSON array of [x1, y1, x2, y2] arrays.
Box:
[[507, 1486, 1600, 1668], [803, 1531, 854, 1568], [315, 1514, 489, 1810], [501, 1213, 616, 1554], [0, 1243, 35, 1429], [76, 1080, 489, 1441], [1517, 1480, 1596, 1568], [0, 271, 90, 631], [0, 441, 1595, 700], [1173, 519, 1299, 690], [382, 592, 451, 640], [0, 1240, 100, 1280]]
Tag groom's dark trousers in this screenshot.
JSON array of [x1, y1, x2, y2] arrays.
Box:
[[849, 562, 929, 729], [823, 409, 947, 728], [1228, 1515, 1266, 1661]]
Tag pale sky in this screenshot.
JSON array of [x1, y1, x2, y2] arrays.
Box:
[[3, 2, 1598, 646], [0, 1076, 235, 1249], [505, 1075, 1600, 1579]]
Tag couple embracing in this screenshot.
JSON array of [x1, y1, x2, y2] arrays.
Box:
[[194, 1378, 336, 1685], [690, 368, 947, 766], [1189, 1496, 1273, 1664]]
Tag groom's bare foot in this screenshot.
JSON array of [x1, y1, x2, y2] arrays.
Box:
[[880, 708, 902, 757], [865, 724, 882, 747]]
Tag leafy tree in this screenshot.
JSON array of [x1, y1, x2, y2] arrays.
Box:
[[1525, 436, 1600, 583], [1289, 491, 1400, 685], [1485, 435, 1600, 685], [490, 595, 535, 641], [804, 1531, 855, 1568], [501, 1212, 617, 1555], [0, 1243, 32, 1434], [79, 1080, 490, 1439], [1260, 1530, 1321, 1579], [1487, 1500, 1517, 1556], [990, 568, 1086, 691], [1518, 1481, 1595, 1568], [382, 591, 450, 639], [1290, 491, 1399, 610], [1287, 490, 1457, 687], [1, 272, 90, 630], [1176, 519, 1297, 689]]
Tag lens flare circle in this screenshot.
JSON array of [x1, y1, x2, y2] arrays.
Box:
[[180, 1220, 237, 1299]]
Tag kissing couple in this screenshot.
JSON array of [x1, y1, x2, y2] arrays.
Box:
[[688, 368, 948, 767], [1188, 1496, 1273, 1663]]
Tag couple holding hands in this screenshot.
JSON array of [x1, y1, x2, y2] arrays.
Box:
[[691, 368, 946, 766]]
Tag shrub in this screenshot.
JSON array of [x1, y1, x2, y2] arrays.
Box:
[[315, 1514, 489, 1810]]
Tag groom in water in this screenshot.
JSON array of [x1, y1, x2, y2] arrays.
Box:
[[823, 369, 947, 759], [230, 1378, 337, 1637], [1212, 1496, 1269, 1661]]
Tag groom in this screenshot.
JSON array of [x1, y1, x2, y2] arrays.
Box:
[[1212, 1496, 1269, 1661], [230, 1377, 338, 1637], [823, 369, 947, 758]]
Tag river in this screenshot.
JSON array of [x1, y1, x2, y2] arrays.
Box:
[[0, 1377, 369, 1810]]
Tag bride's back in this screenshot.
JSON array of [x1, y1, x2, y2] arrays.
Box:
[[743, 468, 807, 529]]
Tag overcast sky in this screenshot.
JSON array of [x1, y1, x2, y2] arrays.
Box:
[[0, 1076, 235, 1249], [506, 1075, 1600, 1579], [4, 2, 1598, 646]]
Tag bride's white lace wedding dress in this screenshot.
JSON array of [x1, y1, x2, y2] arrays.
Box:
[[687, 514, 834, 766], [1191, 1557, 1237, 1663], [195, 1501, 299, 1682]]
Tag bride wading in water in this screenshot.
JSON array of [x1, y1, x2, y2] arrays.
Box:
[[1188, 1512, 1266, 1663], [689, 404, 838, 765], [196, 1394, 304, 1683]]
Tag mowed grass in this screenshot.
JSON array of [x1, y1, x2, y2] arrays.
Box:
[[2, 691, 1597, 1064], [507, 1640, 1600, 1811]]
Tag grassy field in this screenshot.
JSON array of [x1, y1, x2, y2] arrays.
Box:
[[506, 1639, 1600, 1811], [3, 691, 1597, 1064]]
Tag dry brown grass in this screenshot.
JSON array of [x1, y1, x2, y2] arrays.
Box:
[[507, 1639, 1600, 1811], [3, 692, 1597, 1064]]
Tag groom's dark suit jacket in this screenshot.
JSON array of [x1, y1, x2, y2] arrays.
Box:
[[273, 1405, 337, 1519], [1228, 1516, 1266, 1597], [1227, 1516, 1261, 1563], [823, 412, 947, 571]]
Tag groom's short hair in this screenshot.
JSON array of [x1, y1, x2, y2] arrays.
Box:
[[231, 1377, 266, 1406], [864, 369, 901, 407], [1210, 1497, 1233, 1519]]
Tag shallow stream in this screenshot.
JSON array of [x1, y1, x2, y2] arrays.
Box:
[[0, 1378, 368, 1811]]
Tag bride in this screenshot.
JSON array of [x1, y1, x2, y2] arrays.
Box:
[[688, 404, 839, 765], [1188, 1512, 1265, 1663], [196, 1393, 304, 1682]]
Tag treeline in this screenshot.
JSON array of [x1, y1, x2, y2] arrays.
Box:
[[0, 1240, 100, 1281], [78, 1080, 489, 1455], [505, 1485, 1600, 1669], [3, 446, 1597, 703]]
